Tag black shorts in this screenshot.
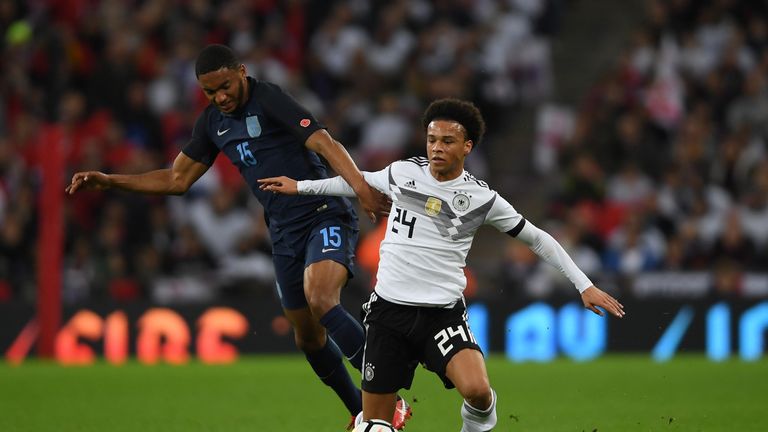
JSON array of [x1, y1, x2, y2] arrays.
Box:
[[360, 292, 482, 394]]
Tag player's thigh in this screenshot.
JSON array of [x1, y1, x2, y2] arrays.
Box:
[[303, 260, 348, 303], [361, 295, 419, 394], [304, 216, 358, 297], [444, 348, 490, 400], [273, 254, 308, 309], [422, 305, 484, 389]]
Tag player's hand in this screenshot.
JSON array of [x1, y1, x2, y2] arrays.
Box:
[[355, 184, 391, 223], [258, 176, 299, 195], [581, 286, 625, 318], [65, 171, 112, 195]]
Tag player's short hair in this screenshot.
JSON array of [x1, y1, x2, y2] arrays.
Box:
[[195, 44, 240, 78], [422, 98, 486, 148]]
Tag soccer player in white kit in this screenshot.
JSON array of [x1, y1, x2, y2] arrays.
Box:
[[259, 98, 625, 432]]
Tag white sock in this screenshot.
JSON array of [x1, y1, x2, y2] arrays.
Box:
[[460, 388, 497, 432]]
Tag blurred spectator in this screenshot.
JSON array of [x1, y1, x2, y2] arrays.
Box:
[[186, 186, 274, 289], [606, 162, 655, 208], [711, 209, 758, 269], [0, 209, 30, 300], [364, 3, 415, 79], [356, 93, 412, 170], [187, 186, 252, 261], [119, 80, 164, 156], [710, 259, 744, 299], [308, 2, 367, 99], [604, 212, 666, 275], [533, 103, 575, 175], [739, 160, 768, 249], [62, 234, 97, 304], [87, 32, 140, 116], [727, 69, 768, 139], [558, 153, 606, 205], [495, 238, 554, 300], [171, 224, 218, 278], [709, 127, 763, 197]]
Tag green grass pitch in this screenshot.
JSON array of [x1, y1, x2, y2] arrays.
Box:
[[1, 355, 766, 431]]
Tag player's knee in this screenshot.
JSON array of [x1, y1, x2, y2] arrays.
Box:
[[293, 329, 325, 352], [462, 383, 493, 410], [305, 293, 337, 318]]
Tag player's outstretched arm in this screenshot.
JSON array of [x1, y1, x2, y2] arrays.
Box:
[[259, 175, 362, 198], [260, 172, 392, 209], [66, 152, 209, 196], [514, 220, 625, 318], [581, 286, 625, 318]]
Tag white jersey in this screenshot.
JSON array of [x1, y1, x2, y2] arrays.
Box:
[[298, 157, 592, 306]]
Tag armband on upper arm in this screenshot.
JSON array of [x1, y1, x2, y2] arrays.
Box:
[[506, 219, 527, 237]]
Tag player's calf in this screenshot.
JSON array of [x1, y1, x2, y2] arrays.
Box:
[[460, 388, 497, 432]]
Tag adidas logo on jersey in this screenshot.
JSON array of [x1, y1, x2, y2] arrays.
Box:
[[403, 180, 416, 189]]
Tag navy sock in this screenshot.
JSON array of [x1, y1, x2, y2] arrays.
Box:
[[305, 339, 362, 415], [320, 304, 365, 370]]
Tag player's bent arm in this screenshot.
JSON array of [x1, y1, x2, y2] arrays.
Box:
[[304, 129, 392, 221], [513, 220, 593, 293], [305, 129, 370, 193]]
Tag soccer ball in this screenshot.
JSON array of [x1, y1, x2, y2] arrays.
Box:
[[352, 420, 396, 432]]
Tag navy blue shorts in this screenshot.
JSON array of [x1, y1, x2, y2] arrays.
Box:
[[273, 216, 359, 310]]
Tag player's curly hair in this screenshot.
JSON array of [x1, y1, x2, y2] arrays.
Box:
[[422, 98, 486, 148], [195, 44, 240, 78]]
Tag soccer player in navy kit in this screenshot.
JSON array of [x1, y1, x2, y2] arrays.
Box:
[[66, 44, 411, 429]]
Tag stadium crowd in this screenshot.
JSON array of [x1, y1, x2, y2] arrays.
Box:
[[0, 0, 558, 303], [500, 0, 768, 300], [0, 0, 766, 304]]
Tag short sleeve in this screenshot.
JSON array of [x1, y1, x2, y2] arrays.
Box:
[[181, 110, 219, 166], [485, 192, 525, 233], [258, 82, 324, 144]]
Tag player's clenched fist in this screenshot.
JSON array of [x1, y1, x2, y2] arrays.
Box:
[[65, 171, 112, 194]]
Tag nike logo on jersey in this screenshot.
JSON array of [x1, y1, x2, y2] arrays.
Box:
[[217, 128, 231, 136], [322, 248, 339, 253]]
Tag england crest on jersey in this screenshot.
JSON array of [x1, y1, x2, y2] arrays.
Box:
[[246, 115, 261, 137]]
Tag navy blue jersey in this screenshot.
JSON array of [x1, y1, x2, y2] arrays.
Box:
[[182, 77, 356, 252]]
